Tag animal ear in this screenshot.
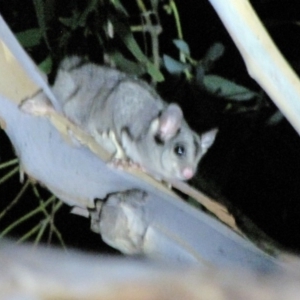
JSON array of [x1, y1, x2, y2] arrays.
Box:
[[201, 128, 218, 152], [158, 104, 183, 141]]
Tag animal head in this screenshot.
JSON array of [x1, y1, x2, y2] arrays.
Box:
[[147, 104, 218, 181]]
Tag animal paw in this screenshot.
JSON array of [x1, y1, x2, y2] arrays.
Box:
[[107, 157, 131, 170]]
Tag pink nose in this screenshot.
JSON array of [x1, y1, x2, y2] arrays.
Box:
[[182, 167, 194, 180]]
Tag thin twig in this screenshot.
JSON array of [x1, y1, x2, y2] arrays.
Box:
[[0, 166, 19, 184], [0, 196, 55, 239], [31, 184, 65, 248], [136, 0, 161, 75], [0, 158, 18, 170], [17, 222, 43, 244], [0, 179, 30, 220]]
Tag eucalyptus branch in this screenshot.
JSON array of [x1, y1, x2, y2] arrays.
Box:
[[209, 0, 300, 136]]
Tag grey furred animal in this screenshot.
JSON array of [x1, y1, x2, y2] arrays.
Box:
[[52, 56, 217, 181]]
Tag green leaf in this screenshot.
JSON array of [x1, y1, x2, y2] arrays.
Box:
[[124, 35, 164, 81], [32, 0, 53, 49], [59, 0, 98, 30], [33, 0, 47, 31], [173, 39, 190, 56], [122, 32, 148, 62], [38, 56, 53, 74], [205, 42, 225, 62], [146, 62, 164, 82], [110, 52, 145, 75], [266, 110, 284, 126], [59, 10, 85, 30], [16, 28, 43, 48], [204, 75, 257, 101], [78, 0, 99, 27], [163, 55, 188, 74], [59, 16, 76, 28], [112, 18, 164, 81], [110, 0, 128, 15]]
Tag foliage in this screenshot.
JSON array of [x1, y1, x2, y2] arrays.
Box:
[[14, 0, 261, 103], [0, 158, 65, 247]]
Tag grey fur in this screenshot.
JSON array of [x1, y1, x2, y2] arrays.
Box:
[[52, 56, 217, 181]]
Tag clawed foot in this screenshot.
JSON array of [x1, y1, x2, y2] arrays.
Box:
[[97, 130, 142, 172], [94, 130, 127, 159]]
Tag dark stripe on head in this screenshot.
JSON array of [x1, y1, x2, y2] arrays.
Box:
[[193, 135, 200, 157], [154, 134, 165, 146]]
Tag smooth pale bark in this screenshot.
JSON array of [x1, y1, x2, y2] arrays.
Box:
[[209, 0, 300, 135], [0, 241, 298, 300]]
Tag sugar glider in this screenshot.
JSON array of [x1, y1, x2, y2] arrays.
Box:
[[32, 56, 218, 181]]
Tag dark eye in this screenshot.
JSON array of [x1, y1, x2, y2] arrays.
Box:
[[174, 144, 186, 157]]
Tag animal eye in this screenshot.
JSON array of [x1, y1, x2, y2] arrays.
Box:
[[174, 144, 186, 157]]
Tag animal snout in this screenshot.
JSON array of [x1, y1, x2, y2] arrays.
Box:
[[181, 167, 194, 180]]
